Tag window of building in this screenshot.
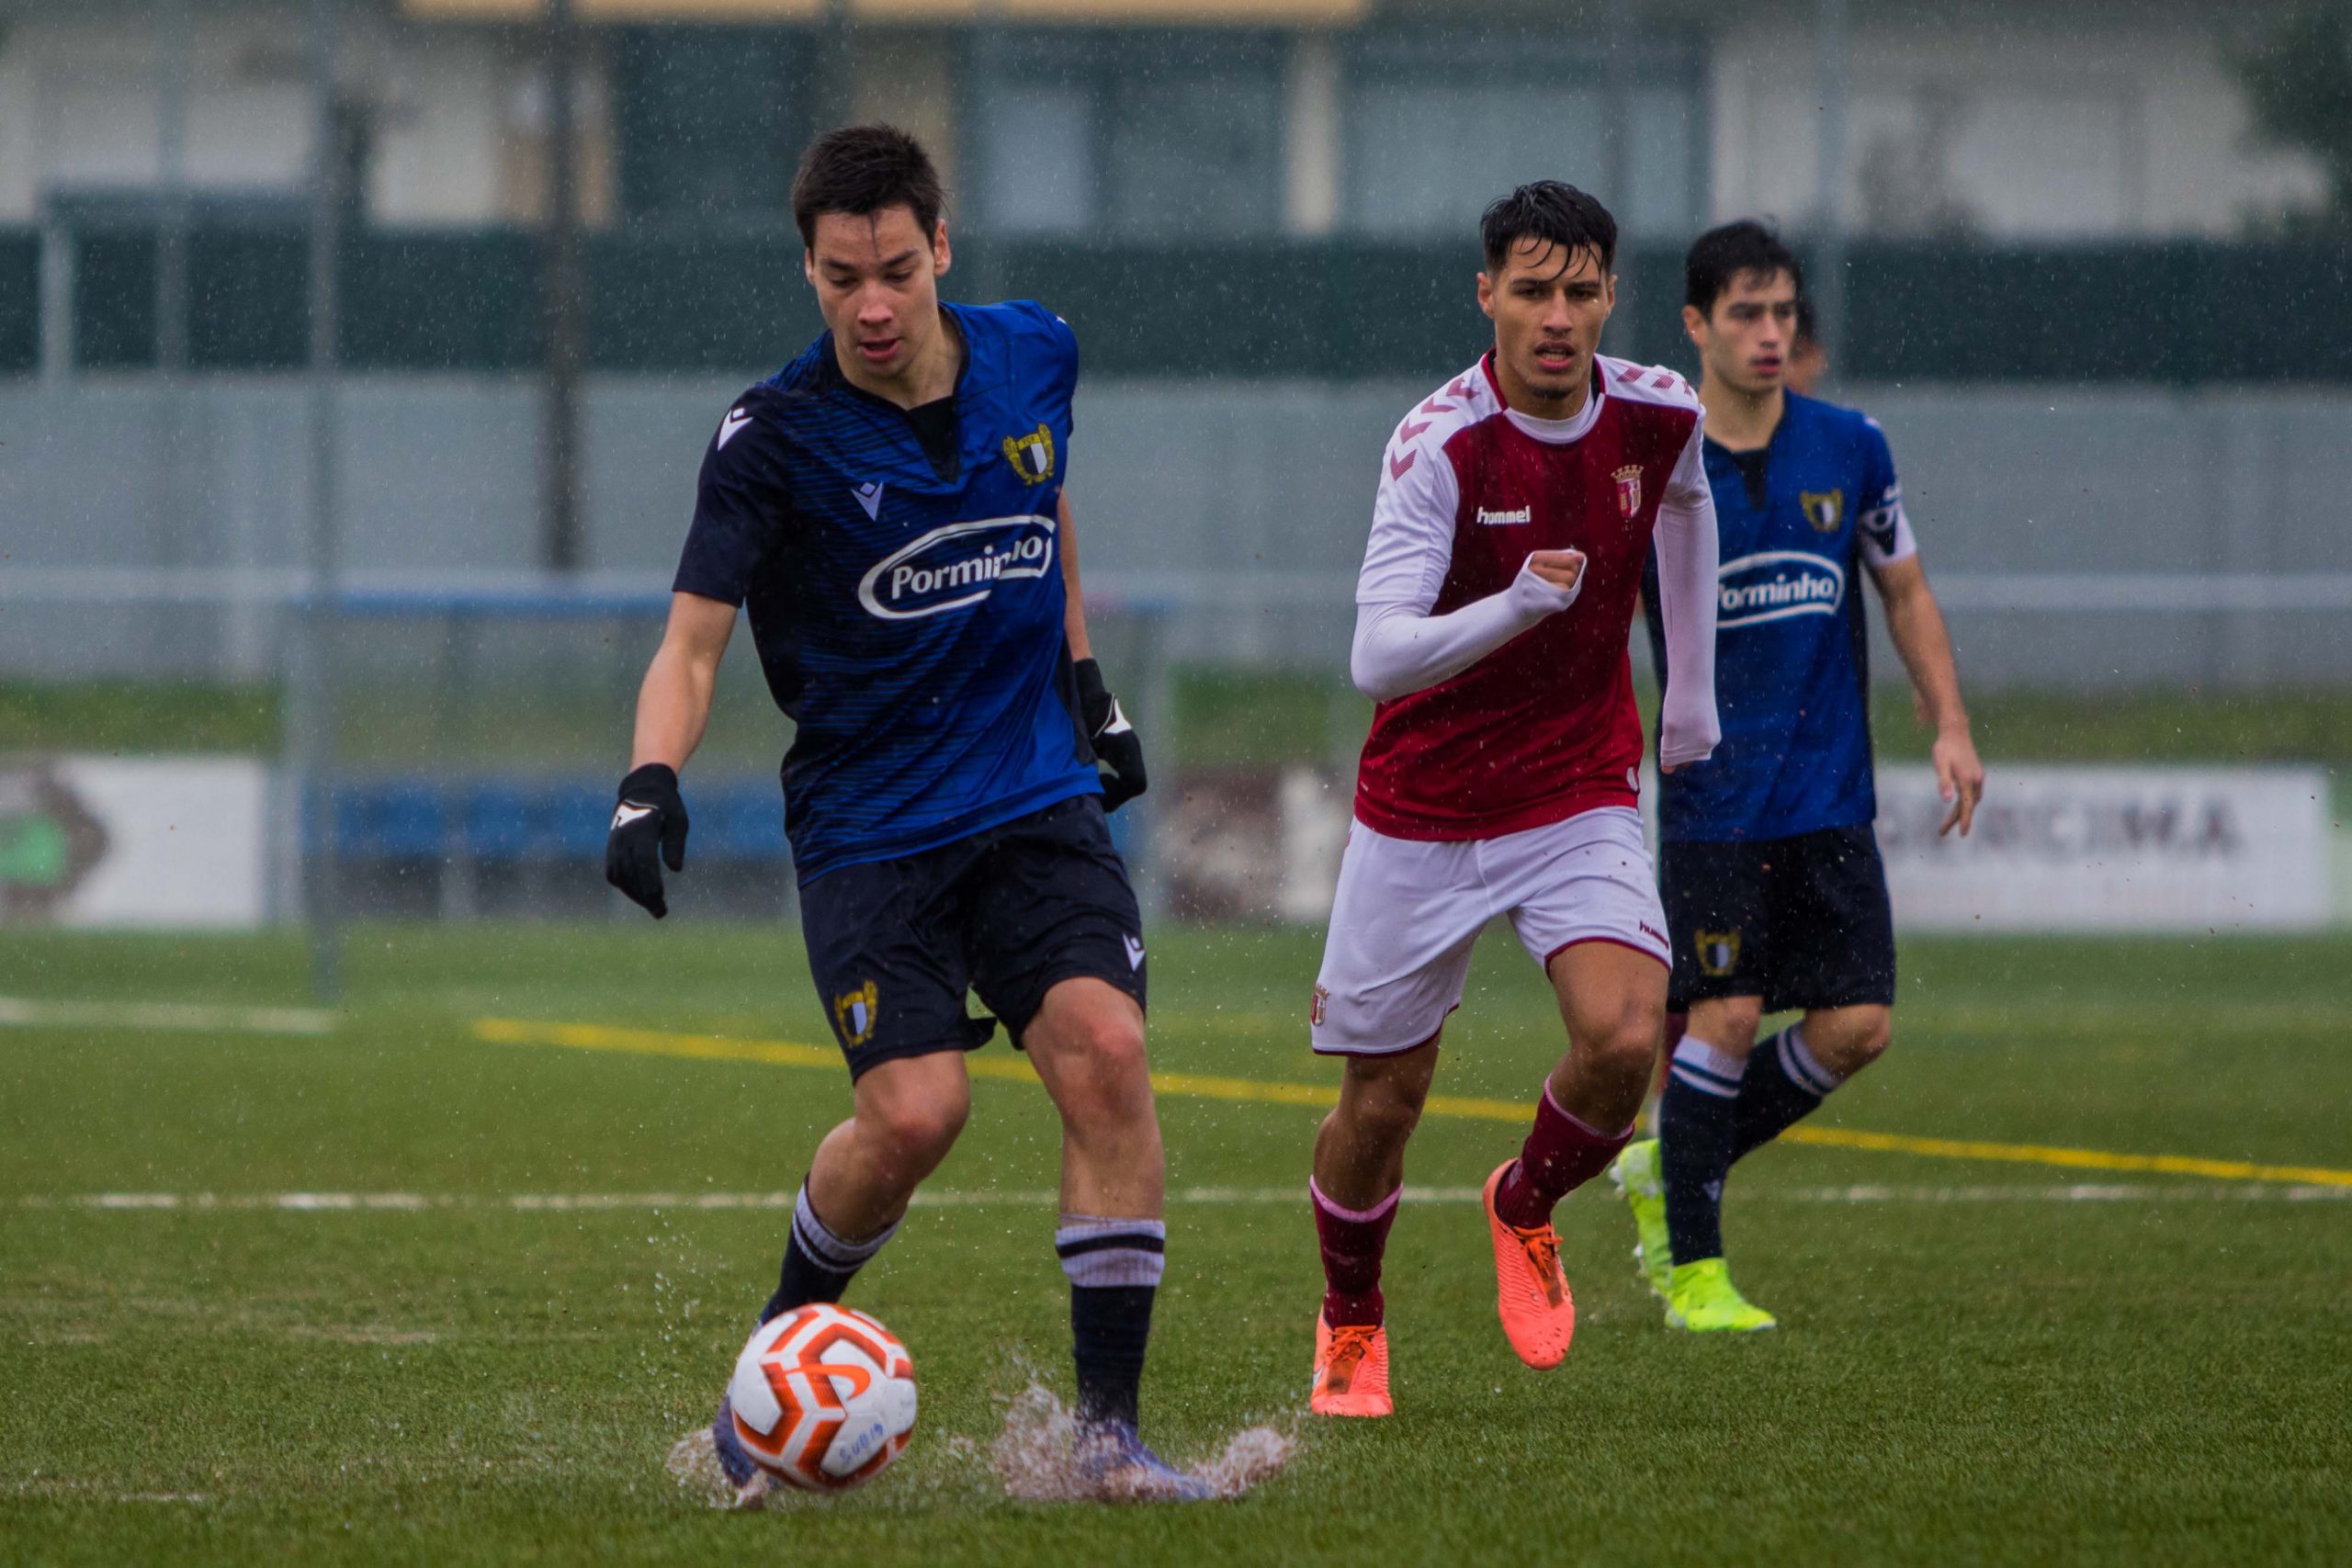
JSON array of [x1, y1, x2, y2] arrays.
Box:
[[612, 28, 808, 222], [967, 32, 1286, 239], [1341, 29, 1707, 240]]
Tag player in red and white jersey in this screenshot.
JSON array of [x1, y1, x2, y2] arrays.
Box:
[[1306, 182, 1721, 1417]]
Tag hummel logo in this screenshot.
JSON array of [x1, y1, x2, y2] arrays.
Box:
[[612, 802, 655, 831], [717, 407, 752, 449], [1476, 505, 1532, 526], [853, 480, 885, 521], [1122, 934, 1146, 971]]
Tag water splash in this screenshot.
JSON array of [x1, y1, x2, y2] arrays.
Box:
[[663, 1427, 773, 1512], [663, 1372, 1295, 1511], [988, 1380, 1295, 1503]]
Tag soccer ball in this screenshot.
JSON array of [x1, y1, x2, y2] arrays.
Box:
[[725, 1303, 918, 1492]]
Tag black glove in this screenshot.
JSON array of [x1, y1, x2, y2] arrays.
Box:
[[1074, 658, 1147, 813], [605, 762, 689, 919]]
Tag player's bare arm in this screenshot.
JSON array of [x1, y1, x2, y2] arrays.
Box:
[[605, 591, 737, 918], [1871, 554, 1984, 835], [1058, 491, 1093, 660], [629, 591, 736, 773]]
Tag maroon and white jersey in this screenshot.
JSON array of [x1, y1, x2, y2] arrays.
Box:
[[1351, 353, 1720, 841]]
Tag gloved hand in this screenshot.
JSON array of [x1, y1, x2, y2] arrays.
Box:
[[1073, 659, 1147, 813], [605, 762, 689, 918]]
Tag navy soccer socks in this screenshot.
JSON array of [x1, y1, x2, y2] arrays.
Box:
[[1056, 1216, 1167, 1427], [761, 1182, 899, 1323], [1660, 1027, 1843, 1264]]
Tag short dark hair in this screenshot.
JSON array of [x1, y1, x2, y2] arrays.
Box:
[[791, 124, 946, 250], [1684, 220, 1804, 316], [1794, 293, 1819, 347], [1479, 181, 1617, 276]]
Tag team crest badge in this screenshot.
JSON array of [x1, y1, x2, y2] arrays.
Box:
[[1801, 489, 1846, 533], [1001, 423, 1056, 485], [1696, 931, 1742, 977], [1612, 464, 1644, 518], [1310, 984, 1329, 1028], [832, 980, 879, 1049]]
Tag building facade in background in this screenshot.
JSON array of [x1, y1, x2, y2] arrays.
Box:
[[0, 0, 2328, 243]]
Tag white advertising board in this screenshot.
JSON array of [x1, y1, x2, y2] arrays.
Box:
[[1876, 764, 2332, 932], [0, 757, 272, 929]]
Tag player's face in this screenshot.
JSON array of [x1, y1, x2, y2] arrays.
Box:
[[1477, 240, 1615, 415], [1686, 269, 1799, 397], [804, 206, 952, 384]]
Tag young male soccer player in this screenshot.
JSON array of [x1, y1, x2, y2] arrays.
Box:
[[1611, 220, 1984, 1332], [1304, 182, 1722, 1417], [604, 125, 1203, 1498]]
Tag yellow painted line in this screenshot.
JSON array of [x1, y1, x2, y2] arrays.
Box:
[[470, 1017, 2352, 1190], [1778, 1124, 2352, 1189]]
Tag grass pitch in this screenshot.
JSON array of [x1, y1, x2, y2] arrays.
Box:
[[3, 924, 2349, 1564]]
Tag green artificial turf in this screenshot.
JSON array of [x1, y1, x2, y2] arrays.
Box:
[[3, 925, 2348, 1564]]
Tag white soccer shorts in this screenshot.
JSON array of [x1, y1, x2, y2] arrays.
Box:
[[1309, 805, 1670, 1056]]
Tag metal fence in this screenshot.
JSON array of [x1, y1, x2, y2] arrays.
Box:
[[6, 375, 2350, 691]]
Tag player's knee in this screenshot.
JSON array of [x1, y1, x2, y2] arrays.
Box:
[[1339, 1073, 1426, 1148], [1582, 1002, 1665, 1083], [1819, 1009, 1892, 1076], [1691, 1001, 1763, 1055], [863, 1087, 969, 1168], [1048, 1015, 1155, 1131]]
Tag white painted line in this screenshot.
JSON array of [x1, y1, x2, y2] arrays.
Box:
[[0, 996, 337, 1036], [15, 1182, 2347, 1213]]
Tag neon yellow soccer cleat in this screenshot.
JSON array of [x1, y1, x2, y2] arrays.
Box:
[[1663, 1258, 1778, 1333], [1609, 1138, 1673, 1300]]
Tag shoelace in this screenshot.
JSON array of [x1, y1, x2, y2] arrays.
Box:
[[1521, 1229, 1566, 1308], [1322, 1326, 1378, 1386]]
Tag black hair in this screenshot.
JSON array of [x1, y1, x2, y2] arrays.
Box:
[[1794, 293, 1819, 347], [791, 124, 946, 250], [1479, 181, 1617, 277], [1684, 220, 1804, 316]]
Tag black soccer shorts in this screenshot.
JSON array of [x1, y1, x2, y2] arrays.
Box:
[[797, 794, 1147, 1080], [1660, 822, 1895, 1014]]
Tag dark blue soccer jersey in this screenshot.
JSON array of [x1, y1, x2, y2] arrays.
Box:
[[671, 299, 1100, 883], [1643, 391, 1914, 844]]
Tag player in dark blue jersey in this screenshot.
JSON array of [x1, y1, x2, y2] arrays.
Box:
[[1617, 222, 1985, 1332], [602, 126, 1205, 1499]]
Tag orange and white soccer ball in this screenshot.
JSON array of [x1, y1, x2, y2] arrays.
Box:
[[725, 1304, 918, 1492]]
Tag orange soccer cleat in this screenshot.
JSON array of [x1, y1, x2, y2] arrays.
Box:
[[1483, 1160, 1576, 1370], [1310, 1313, 1393, 1418]]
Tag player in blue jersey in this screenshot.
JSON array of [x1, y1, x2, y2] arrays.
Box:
[[1615, 221, 1985, 1332], [602, 126, 1205, 1499]]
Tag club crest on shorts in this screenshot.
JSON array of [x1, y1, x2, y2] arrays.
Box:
[[1001, 423, 1056, 485], [832, 980, 879, 1049], [1801, 489, 1846, 534], [1310, 984, 1329, 1028], [1696, 930, 1742, 977], [1612, 464, 1644, 518]]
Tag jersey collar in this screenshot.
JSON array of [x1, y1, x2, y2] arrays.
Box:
[[1482, 352, 1607, 446]]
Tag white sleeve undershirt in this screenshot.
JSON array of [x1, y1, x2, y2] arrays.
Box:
[[1651, 416, 1722, 769], [1351, 565, 1584, 704], [1349, 414, 1587, 703]]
